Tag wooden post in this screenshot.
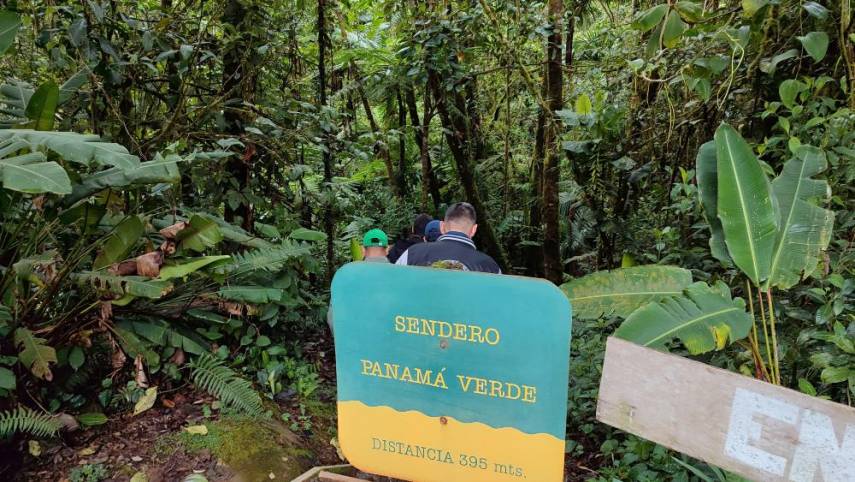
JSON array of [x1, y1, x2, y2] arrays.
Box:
[[597, 337, 855, 482]]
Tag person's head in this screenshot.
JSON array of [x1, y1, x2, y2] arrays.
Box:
[[424, 220, 442, 242], [411, 214, 433, 240], [441, 202, 477, 238], [362, 228, 388, 258]]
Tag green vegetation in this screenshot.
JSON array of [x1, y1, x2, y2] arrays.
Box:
[[0, 0, 852, 479], [158, 416, 312, 481]]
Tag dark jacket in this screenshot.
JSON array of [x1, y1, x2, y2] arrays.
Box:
[[386, 235, 423, 263], [395, 231, 501, 274]]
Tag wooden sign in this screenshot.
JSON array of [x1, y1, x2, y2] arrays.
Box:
[[597, 337, 855, 482], [331, 263, 572, 482]]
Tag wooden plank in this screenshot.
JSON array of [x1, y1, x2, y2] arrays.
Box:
[[317, 471, 364, 482], [596, 337, 855, 482], [290, 464, 354, 482]]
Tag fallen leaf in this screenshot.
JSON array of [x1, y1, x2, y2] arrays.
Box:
[[169, 348, 186, 366], [135, 251, 163, 278], [78, 446, 97, 456], [111, 345, 127, 370], [109, 260, 138, 276], [133, 386, 158, 416], [134, 355, 149, 388], [57, 413, 80, 432], [159, 221, 188, 240], [183, 425, 208, 435], [28, 440, 41, 457], [130, 472, 148, 482]]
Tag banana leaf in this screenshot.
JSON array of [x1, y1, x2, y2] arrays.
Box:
[[695, 140, 731, 266], [561, 265, 693, 319], [615, 282, 753, 354], [714, 123, 777, 285], [767, 146, 834, 289]]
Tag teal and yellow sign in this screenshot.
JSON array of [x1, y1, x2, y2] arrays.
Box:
[[332, 263, 572, 482]]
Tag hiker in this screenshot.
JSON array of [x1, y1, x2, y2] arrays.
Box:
[[328, 228, 390, 336], [424, 219, 441, 242], [386, 213, 432, 263], [395, 202, 501, 273], [361, 228, 391, 263]]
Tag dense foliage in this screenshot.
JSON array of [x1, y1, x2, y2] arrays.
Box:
[[0, 0, 852, 479]]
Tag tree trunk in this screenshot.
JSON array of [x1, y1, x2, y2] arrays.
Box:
[[428, 70, 508, 271], [357, 82, 399, 196], [542, 0, 564, 284], [396, 87, 408, 196], [317, 0, 335, 282], [405, 84, 441, 210], [222, 0, 257, 232]]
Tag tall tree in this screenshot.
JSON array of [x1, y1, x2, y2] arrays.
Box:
[[222, 0, 261, 231], [317, 0, 335, 282], [405, 84, 441, 209], [428, 69, 508, 270], [542, 0, 564, 284]]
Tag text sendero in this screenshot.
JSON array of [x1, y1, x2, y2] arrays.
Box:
[[394, 315, 501, 345]]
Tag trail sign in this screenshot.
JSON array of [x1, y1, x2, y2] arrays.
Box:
[[597, 337, 855, 482], [331, 263, 572, 482]]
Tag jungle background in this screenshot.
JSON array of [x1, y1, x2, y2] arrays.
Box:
[[0, 0, 853, 480]]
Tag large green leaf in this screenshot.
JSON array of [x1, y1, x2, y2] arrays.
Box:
[[742, 0, 768, 16], [0, 130, 139, 170], [75, 272, 173, 299], [158, 255, 231, 280], [217, 286, 283, 304], [0, 81, 32, 125], [289, 227, 327, 242], [632, 4, 668, 32], [14, 328, 57, 380], [66, 153, 182, 204], [93, 215, 145, 270], [797, 31, 829, 63], [25, 81, 59, 131], [662, 10, 687, 48], [695, 141, 731, 265], [615, 282, 753, 354], [674, 2, 703, 22], [560, 265, 693, 320], [0, 10, 20, 55], [779, 79, 808, 110], [714, 123, 777, 285], [177, 215, 224, 252], [767, 146, 834, 289], [1, 160, 71, 194]]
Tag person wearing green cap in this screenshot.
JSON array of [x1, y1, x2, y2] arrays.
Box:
[[361, 228, 390, 263], [328, 228, 390, 337]]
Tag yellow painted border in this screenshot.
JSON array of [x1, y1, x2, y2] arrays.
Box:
[[338, 401, 565, 482]]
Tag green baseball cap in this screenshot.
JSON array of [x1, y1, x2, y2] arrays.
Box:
[[362, 228, 388, 248]]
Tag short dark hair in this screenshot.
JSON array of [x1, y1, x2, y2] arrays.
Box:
[[412, 213, 432, 235], [444, 202, 476, 224]]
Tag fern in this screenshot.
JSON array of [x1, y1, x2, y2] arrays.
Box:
[[0, 406, 62, 438], [226, 243, 311, 275], [189, 354, 263, 416]]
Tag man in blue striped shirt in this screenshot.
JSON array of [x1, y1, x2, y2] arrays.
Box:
[[395, 202, 501, 274]]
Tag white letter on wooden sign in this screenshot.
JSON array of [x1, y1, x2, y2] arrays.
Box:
[[724, 388, 798, 476], [789, 409, 855, 482]]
